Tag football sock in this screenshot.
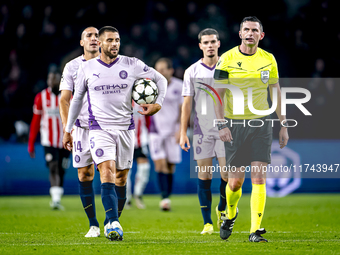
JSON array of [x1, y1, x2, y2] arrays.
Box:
[[126, 169, 132, 203], [79, 180, 99, 227], [157, 172, 169, 199], [166, 173, 174, 197], [218, 178, 227, 211], [134, 162, 150, 197], [115, 185, 127, 217], [250, 183, 266, 233], [226, 183, 242, 219], [101, 182, 119, 224], [198, 179, 212, 225], [59, 167, 65, 187], [49, 186, 64, 203]]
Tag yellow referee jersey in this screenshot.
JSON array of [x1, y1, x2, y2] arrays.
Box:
[[214, 46, 279, 119]]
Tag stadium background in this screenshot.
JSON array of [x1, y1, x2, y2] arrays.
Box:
[[0, 0, 339, 196]]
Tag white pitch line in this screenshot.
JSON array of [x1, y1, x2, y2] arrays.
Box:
[[3, 239, 340, 246], [1, 230, 340, 235]]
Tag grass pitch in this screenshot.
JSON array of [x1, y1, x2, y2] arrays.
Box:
[[0, 194, 339, 254]]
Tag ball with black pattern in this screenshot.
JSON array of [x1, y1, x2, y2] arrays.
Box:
[[132, 78, 158, 105]]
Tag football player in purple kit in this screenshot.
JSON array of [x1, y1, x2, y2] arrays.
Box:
[[63, 26, 167, 241], [59, 27, 101, 238], [149, 58, 183, 211], [180, 28, 228, 235]]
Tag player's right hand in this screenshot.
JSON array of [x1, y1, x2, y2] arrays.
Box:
[[219, 127, 233, 143], [62, 132, 73, 151], [138, 103, 161, 116], [28, 151, 35, 159], [180, 134, 190, 152]]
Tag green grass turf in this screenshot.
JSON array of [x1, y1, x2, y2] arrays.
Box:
[[0, 194, 339, 254]]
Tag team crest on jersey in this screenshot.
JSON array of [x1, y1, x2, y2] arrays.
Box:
[[261, 70, 270, 84], [196, 146, 202, 155], [119, 70, 128, 79], [96, 148, 104, 157], [74, 155, 80, 163]]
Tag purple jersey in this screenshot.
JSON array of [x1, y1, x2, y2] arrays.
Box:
[[149, 77, 183, 136], [65, 55, 167, 133], [59, 55, 88, 128], [182, 59, 219, 136]]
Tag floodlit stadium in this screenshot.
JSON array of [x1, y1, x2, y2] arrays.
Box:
[[1, 1, 339, 254]]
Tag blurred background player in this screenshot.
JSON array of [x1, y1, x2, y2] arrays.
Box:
[[59, 27, 101, 237], [214, 16, 288, 242], [28, 67, 70, 210], [180, 28, 228, 235], [126, 101, 151, 209], [148, 58, 182, 211]]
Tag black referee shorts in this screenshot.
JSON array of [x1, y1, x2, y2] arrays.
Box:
[[224, 116, 272, 168]]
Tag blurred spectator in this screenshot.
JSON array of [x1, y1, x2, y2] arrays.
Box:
[[0, 1, 338, 140]]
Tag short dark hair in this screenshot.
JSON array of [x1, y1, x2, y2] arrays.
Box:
[[240, 16, 263, 32], [98, 26, 119, 38], [80, 26, 98, 40], [156, 58, 173, 69], [198, 28, 219, 42]]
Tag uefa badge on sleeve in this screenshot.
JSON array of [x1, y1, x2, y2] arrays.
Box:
[[261, 70, 269, 84]]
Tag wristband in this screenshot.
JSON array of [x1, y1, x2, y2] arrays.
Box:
[[217, 121, 228, 130]]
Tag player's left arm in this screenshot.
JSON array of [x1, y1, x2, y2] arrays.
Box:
[[269, 82, 289, 149], [135, 59, 167, 116]]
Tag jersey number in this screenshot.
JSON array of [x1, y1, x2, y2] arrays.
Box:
[[73, 141, 83, 152], [90, 137, 95, 149]]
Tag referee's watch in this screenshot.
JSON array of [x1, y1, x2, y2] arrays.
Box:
[[281, 120, 288, 128], [217, 121, 228, 131]]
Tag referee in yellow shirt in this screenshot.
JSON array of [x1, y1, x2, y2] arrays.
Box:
[[214, 16, 289, 242]]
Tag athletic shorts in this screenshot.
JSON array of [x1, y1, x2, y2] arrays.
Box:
[[44, 146, 71, 169], [149, 133, 181, 164], [224, 116, 272, 168], [89, 129, 134, 170], [193, 134, 225, 160], [72, 126, 93, 168]]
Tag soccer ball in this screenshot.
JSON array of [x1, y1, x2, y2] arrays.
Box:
[[132, 78, 158, 105]]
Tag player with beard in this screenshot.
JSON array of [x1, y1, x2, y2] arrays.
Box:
[[63, 26, 167, 241]]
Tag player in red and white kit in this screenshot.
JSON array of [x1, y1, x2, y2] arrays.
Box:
[[126, 101, 150, 209], [28, 68, 70, 210]]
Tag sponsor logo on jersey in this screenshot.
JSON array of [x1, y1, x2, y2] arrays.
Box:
[[94, 84, 128, 94]]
